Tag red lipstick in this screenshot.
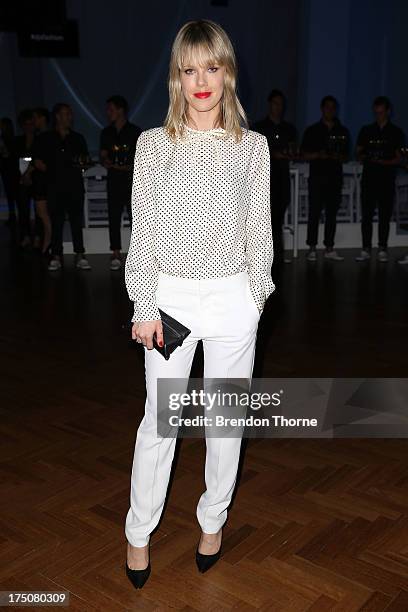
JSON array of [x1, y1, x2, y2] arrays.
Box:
[[194, 92, 211, 99]]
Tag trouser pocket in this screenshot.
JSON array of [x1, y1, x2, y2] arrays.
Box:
[[245, 281, 261, 319]]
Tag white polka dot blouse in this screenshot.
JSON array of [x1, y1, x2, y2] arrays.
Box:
[[125, 123, 275, 322]]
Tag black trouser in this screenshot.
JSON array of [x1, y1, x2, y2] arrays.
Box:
[[307, 174, 342, 248], [107, 182, 132, 251], [34, 211, 44, 243], [0, 161, 19, 218], [360, 171, 395, 250], [48, 186, 85, 256], [271, 174, 291, 262], [16, 182, 33, 239]]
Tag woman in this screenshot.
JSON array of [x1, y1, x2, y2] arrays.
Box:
[[14, 109, 36, 248], [124, 19, 275, 589], [31, 107, 52, 255], [0, 117, 19, 227]]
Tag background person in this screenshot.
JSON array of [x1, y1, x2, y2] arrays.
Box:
[[31, 107, 51, 255], [0, 117, 19, 228], [33, 103, 91, 271], [355, 96, 405, 263], [14, 109, 36, 248], [100, 95, 142, 270], [251, 89, 297, 268], [301, 95, 350, 262]]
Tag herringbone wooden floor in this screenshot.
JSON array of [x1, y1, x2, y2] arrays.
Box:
[[1, 231, 408, 610]]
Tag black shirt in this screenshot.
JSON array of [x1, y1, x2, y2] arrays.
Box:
[[13, 134, 35, 159], [2, 135, 29, 178], [32, 129, 89, 192], [356, 120, 405, 179], [251, 116, 297, 184], [99, 121, 142, 192], [301, 118, 350, 180]]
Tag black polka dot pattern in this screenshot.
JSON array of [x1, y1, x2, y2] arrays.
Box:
[[125, 124, 275, 322]]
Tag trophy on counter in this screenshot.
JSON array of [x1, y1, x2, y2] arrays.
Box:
[[399, 146, 408, 165], [327, 133, 347, 157], [274, 134, 299, 159], [72, 153, 94, 170], [365, 138, 387, 161], [112, 144, 119, 165], [112, 144, 130, 166], [286, 140, 300, 159]]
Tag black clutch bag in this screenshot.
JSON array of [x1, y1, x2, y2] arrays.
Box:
[[153, 308, 191, 360]]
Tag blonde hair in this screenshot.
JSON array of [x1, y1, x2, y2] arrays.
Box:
[[163, 19, 249, 143]]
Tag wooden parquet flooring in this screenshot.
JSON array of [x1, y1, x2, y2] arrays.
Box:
[[1, 236, 408, 610]]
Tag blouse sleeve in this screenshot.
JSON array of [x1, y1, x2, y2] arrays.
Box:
[[125, 131, 161, 323], [245, 134, 275, 313]]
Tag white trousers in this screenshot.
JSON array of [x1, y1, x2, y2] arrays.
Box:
[[125, 270, 260, 547]]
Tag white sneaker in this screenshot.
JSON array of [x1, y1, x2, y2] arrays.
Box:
[[397, 254, 408, 265], [110, 257, 122, 271], [76, 255, 91, 270], [48, 257, 62, 271], [377, 249, 388, 262], [306, 249, 317, 261], [324, 249, 344, 261], [355, 250, 371, 262]]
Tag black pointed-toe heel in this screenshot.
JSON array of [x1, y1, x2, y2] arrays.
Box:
[[195, 546, 222, 573], [125, 561, 151, 589]]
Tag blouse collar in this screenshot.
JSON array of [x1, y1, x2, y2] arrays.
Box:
[[183, 123, 225, 133], [180, 123, 226, 165]]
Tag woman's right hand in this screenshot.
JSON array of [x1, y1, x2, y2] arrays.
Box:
[[132, 319, 164, 350]]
